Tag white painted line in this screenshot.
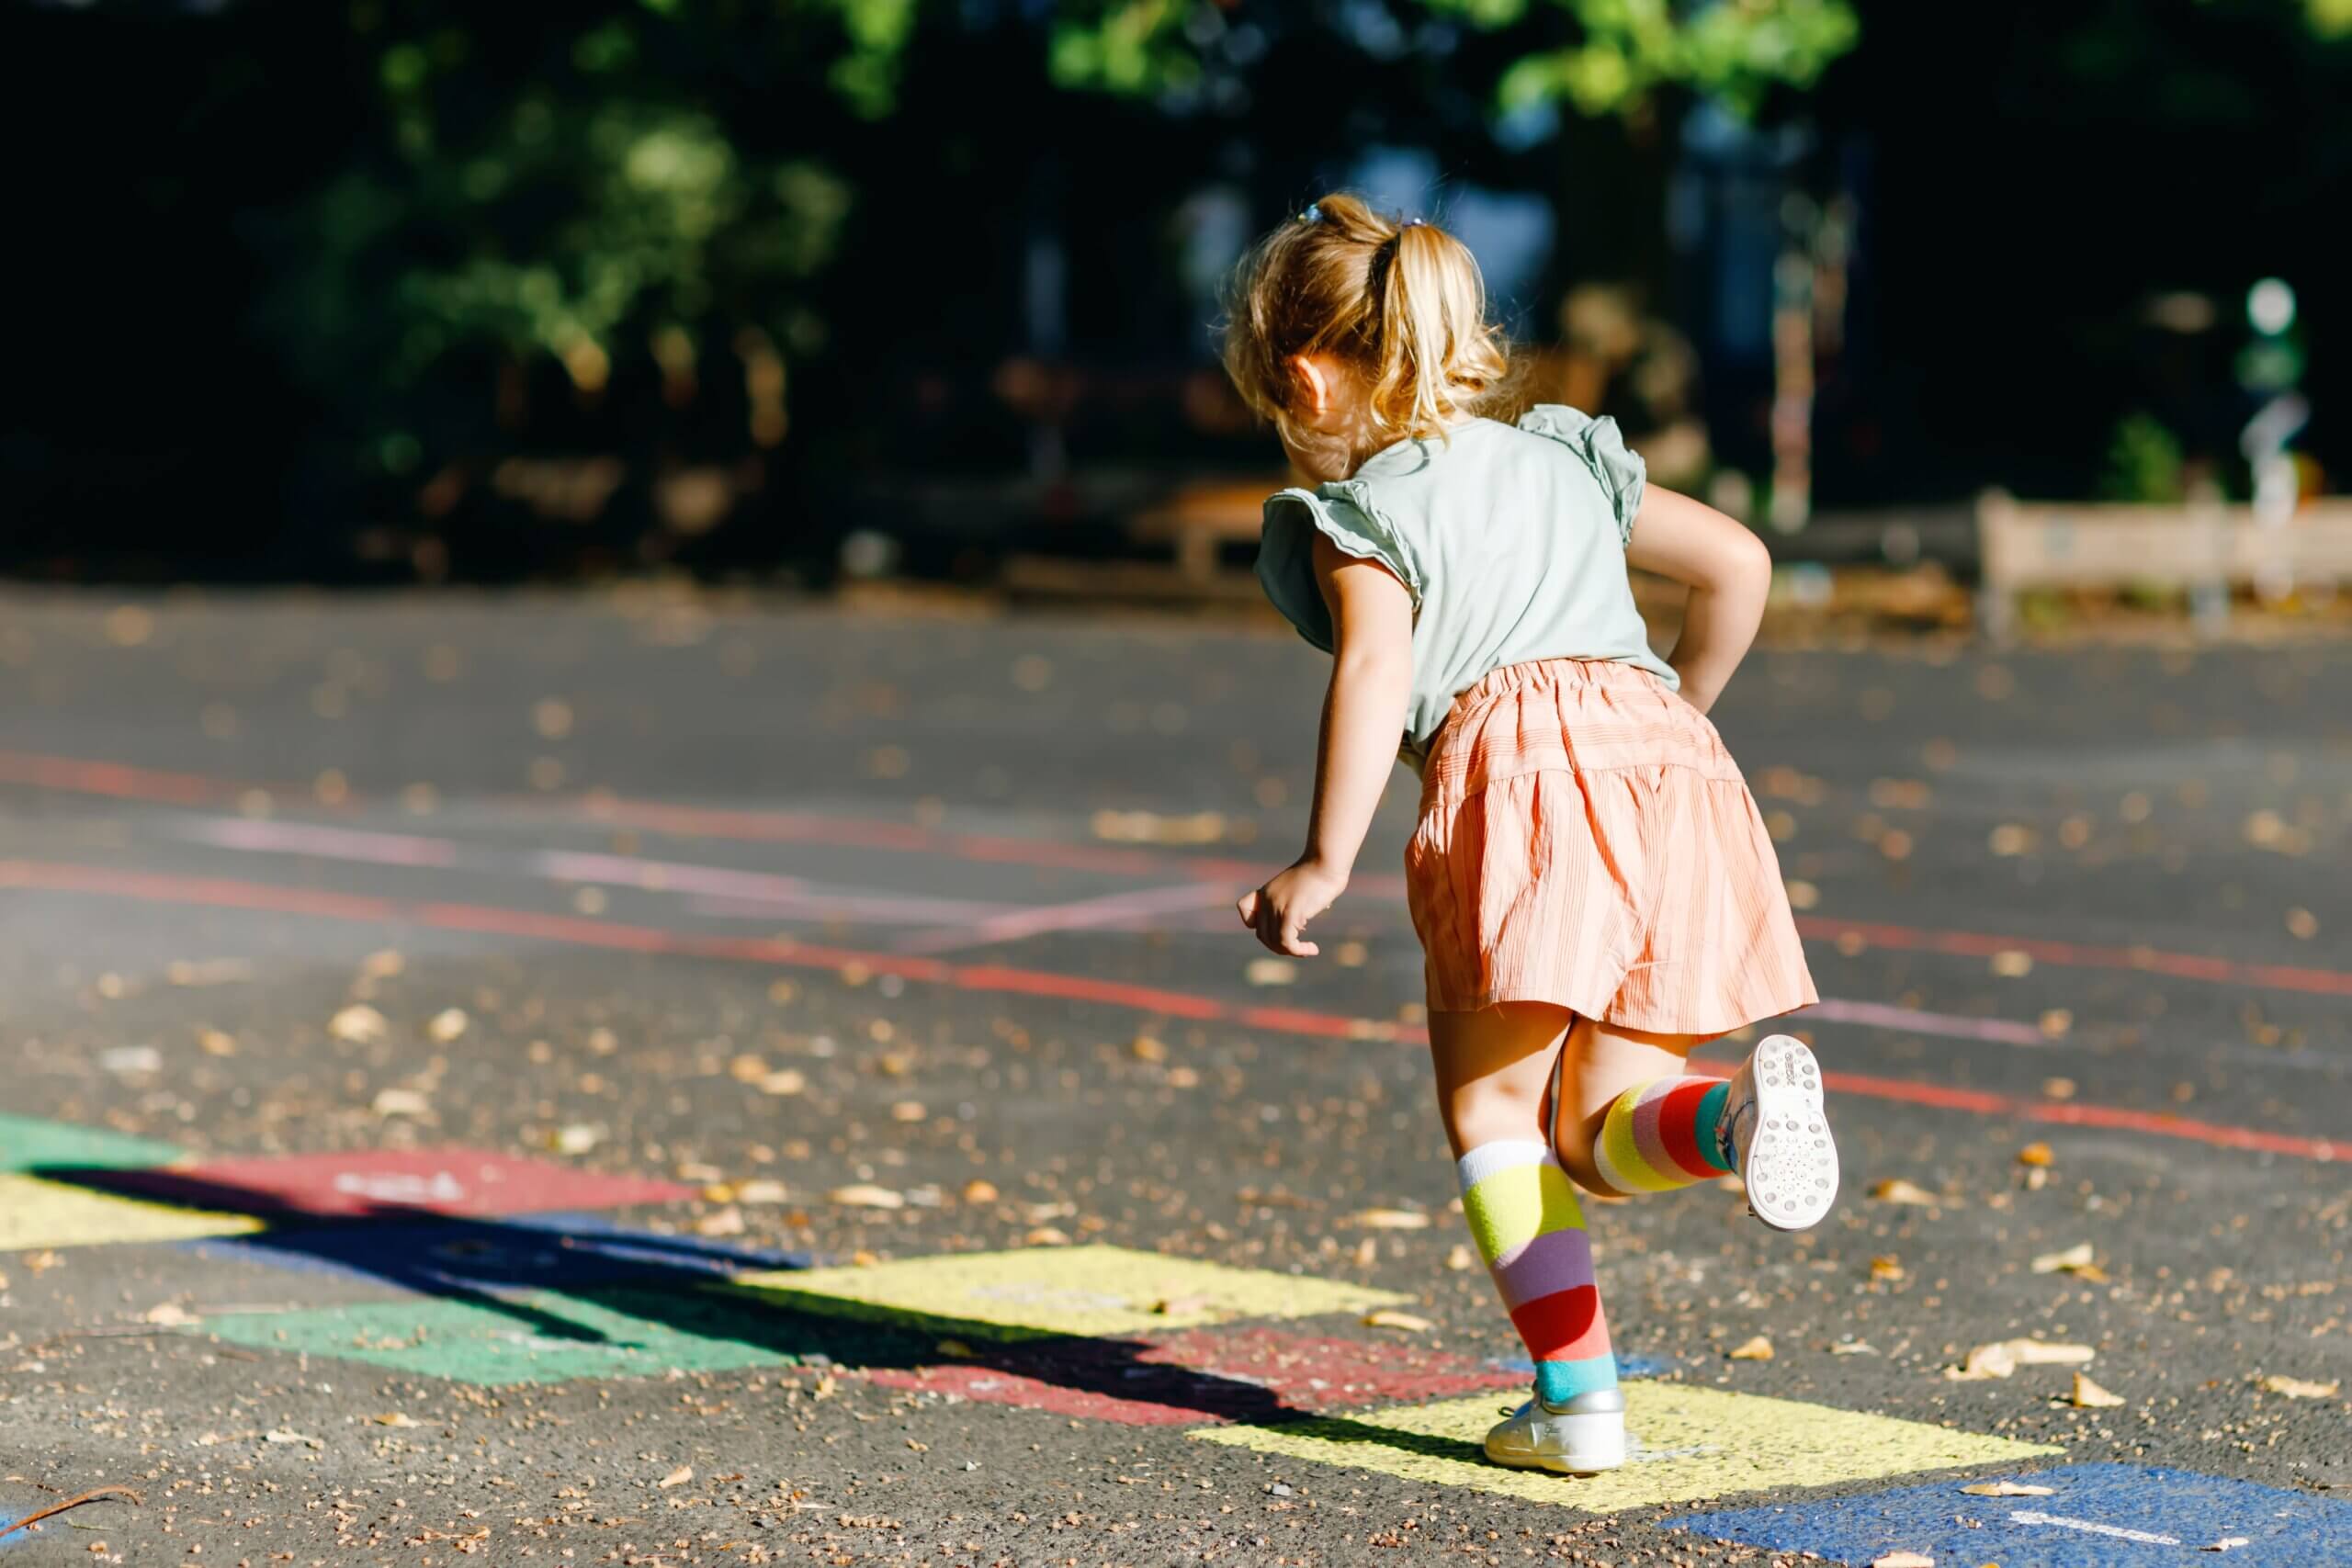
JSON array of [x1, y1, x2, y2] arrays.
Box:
[[893, 881, 1241, 955], [2007, 1509, 2182, 1545]]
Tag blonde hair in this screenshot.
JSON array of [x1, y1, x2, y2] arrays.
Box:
[[1222, 193, 1511, 446]]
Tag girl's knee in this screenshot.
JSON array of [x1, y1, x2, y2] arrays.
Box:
[[1439, 1072, 1545, 1153]]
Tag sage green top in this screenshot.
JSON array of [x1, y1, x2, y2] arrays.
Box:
[[1256, 404, 1677, 764]]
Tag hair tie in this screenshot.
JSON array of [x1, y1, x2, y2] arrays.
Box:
[[1298, 203, 1323, 223], [1401, 217, 1425, 228]]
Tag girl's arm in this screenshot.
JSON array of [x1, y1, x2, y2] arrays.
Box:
[[1238, 534, 1413, 956], [1623, 486, 1773, 715]]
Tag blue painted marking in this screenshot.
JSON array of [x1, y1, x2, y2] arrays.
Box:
[[1677, 1462, 2352, 1567], [175, 1211, 806, 1293], [1491, 1352, 1669, 1382]]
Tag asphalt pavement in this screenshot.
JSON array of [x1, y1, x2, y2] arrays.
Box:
[[1, 588, 2346, 1567]]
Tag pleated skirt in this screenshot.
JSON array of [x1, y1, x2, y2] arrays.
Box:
[[1405, 659, 1817, 1035]]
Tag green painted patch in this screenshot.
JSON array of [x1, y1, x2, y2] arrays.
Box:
[[0, 1112, 184, 1173], [190, 1286, 888, 1386]]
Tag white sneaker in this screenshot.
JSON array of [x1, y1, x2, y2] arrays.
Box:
[[1482, 1386, 1627, 1474], [1719, 1033, 1838, 1232]]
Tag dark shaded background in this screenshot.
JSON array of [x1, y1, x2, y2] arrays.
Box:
[[3, 0, 2344, 583]]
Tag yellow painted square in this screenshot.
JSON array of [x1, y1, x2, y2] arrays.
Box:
[[729, 1245, 1409, 1338], [0, 1173, 264, 1252], [1190, 1382, 2062, 1511]]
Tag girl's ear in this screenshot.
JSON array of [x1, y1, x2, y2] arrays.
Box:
[[1290, 355, 1333, 415]]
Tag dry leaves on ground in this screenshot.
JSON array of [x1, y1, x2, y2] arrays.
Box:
[[828, 1184, 905, 1209], [2257, 1374, 2340, 1399], [657, 1466, 694, 1489], [1871, 1551, 1935, 1567], [1363, 1310, 1432, 1333], [1871, 1178, 1940, 1206], [1346, 1209, 1431, 1230], [2031, 1241, 2106, 1280], [1961, 1480, 2054, 1496], [1947, 1338, 2096, 1381], [1728, 1336, 1775, 1361], [329, 1004, 389, 1043], [2071, 1371, 2126, 1408]]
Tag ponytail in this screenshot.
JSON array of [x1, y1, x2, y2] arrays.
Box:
[[1374, 221, 1507, 440], [1222, 195, 1512, 446]]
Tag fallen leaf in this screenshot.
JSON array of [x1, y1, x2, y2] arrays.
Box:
[[2031, 1242, 2095, 1274], [97, 1045, 160, 1075], [735, 1179, 788, 1204], [1871, 1552, 1935, 1567], [2258, 1374, 2340, 1399], [1961, 1481, 2055, 1496], [695, 1206, 746, 1237], [264, 1429, 322, 1448], [1728, 1336, 1775, 1361], [759, 1069, 808, 1097], [829, 1184, 904, 1210], [426, 1008, 469, 1043], [1947, 1342, 2018, 1382], [2010, 1340, 2096, 1366], [330, 1004, 390, 1043], [1832, 1340, 1879, 1356], [1024, 1226, 1071, 1247], [1130, 1035, 1167, 1063], [1871, 1178, 1940, 1206], [1989, 950, 2034, 978], [2071, 1371, 2126, 1408], [1871, 1256, 1906, 1282], [1445, 1244, 1475, 1272], [371, 1088, 432, 1119], [961, 1179, 999, 1204], [372, 1412, 421, 1427], [2203, 1539, 2252, 1553], [1245, 957, 1297, 987], [2039, 1010, 2073, 1040], [2041, 1077, 2077, 1100], [196, 1027, 238, 1057], [1363, 1310, 1432, 1333], [141, 1302, 197, 1325], [549, 1123, 602, 1156], [360, 949, 405, 979], [890, 1100, 927, 1122], [2017, 1142, 2054, 1168], [657, 1465, 694, 1489], [1347, 1208, 1431, 1231]]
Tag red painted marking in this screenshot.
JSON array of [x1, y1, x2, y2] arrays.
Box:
[[3, 859, 2339, 1165], [864, 1327, 1526, 1426], [91, 1148, 693, 1220], [18, 747, 2325, 996], [1795, 915, 2352, 998], [0, 750, 230, 806]]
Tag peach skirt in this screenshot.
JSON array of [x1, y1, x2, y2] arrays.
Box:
[[1405, 659, 1816, 1035]]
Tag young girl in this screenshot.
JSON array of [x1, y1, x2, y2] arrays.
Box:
[[1226, 196, 1831, 1475]]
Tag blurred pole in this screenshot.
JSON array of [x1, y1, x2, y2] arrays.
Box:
[[1768, 193, 1817, 534], [1024, 155, 1069, 484], [2237, 277, 2305, 604]]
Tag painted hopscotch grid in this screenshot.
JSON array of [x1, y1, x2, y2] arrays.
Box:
[[0, 1112, 184, 1173], [85, 1147, 695, 1221], [729, 1245, 1408, 1339], [0, 1172, 262, 1252], [1190, 1382, 2062, 1512], [184, 1287, 901, 1387], [1677, 1462, 2352, 1567]]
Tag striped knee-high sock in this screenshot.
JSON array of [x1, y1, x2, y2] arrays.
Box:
[[1592, 1077, 1735, 1194], [1457, 1140, 1616, 1406]]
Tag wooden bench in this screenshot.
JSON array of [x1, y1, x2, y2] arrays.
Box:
[[1130, 477, 1286, 583], [1976, 491, 2352, 637]]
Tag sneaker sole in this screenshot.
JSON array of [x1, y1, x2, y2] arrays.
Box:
[[1741, 1034, 1838, 1232]]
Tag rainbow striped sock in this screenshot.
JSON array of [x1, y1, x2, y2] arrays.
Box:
[[1592, 1077, 1735, 1194], [1457, 1140, 1616, 1405]]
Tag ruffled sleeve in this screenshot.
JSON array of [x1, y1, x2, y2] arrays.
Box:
[[1520, 404, 1646, 546], [1255, 486, 1420, 651]]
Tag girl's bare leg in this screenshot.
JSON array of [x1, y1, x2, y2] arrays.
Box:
[[1546, 1017, 1713, 1193]]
